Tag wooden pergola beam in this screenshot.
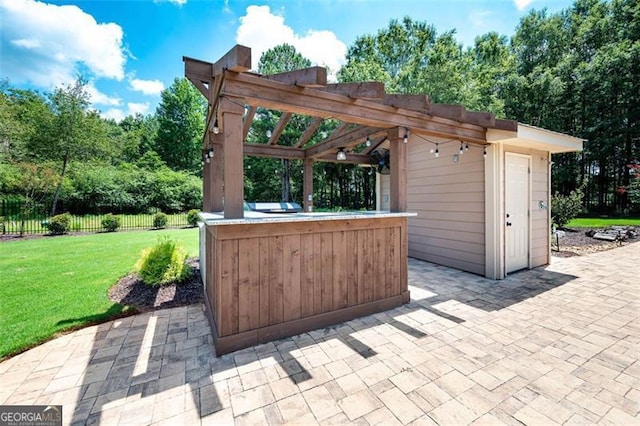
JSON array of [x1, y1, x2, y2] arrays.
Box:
[[294, 117, 323, 148], [430, 104, 466, 122], [212, 45, 252, 76], [465, 111, 495, 128], [380, 94, 430, 111], [264, 67, 327, 87], [243, 143, 305, 159], [222, 71, 487, 143], [183, 56, 213, 84], [306, 125, 381, 159], [243, 106, 257, 140], [268, 112, 292, 145], [319, 82, 385, 100], [494, 118, 518, 132]]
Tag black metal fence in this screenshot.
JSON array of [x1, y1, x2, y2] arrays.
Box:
[[0, 199, 191, 235]]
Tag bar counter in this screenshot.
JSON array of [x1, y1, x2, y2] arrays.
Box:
[[199, 211, 415, 355]]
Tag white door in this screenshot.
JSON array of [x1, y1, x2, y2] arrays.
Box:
[[505, 153, 530, 273]]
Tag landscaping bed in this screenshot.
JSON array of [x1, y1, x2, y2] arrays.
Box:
[[552, 227, 640, 257], [108, 258, 203, 311]]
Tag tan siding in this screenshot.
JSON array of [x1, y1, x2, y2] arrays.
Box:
[[397, 140, 485, 274]]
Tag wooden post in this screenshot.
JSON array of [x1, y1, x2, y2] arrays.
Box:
[[220, 97, 245, 219], [389, 127, 407, 212], [303, 159, 314, 212], [203, 132, 224, 212], [211, 132, 224, 212]]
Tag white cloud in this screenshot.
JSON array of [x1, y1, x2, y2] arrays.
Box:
[[128, 102, 150, 115], [235, 5, 347, 80], [514, 0, 534, 11], [86, 84, 121, 106], [129, 78, 165, 96], [10, 38, 41, 49], [100, 102, 150, 122], [153, 0, 187, 6], [0, 0, 126, 88]]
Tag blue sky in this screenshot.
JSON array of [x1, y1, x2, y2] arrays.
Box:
[[1, 0, 575, 121]]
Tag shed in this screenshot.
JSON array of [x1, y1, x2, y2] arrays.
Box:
[[378, 123, 583, 279]]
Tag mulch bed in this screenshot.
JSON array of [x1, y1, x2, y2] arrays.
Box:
[[108, 258, 203, 311], [551, 227, 640, 258]]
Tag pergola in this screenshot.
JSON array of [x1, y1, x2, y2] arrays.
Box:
[[187, 45, 522, 354], [184, 45, 516, 218]]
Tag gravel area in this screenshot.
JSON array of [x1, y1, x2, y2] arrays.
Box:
[[108, 258, 203, 311]]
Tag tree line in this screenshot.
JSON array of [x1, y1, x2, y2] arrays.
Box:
[[1, 0, 638, 217]]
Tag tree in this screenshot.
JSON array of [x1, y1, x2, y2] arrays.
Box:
[[22, 77, 112, 215], [155, 78, 206, 174], [252, 44, 313, 202]]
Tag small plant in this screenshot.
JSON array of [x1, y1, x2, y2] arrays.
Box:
[[186, 209, 200, 227], [135, 237, 191, 286], [551, 188, 584, 229], [47, 213, 72, 235], [101, 214, 121, 232], [153, 212, 168, 229]]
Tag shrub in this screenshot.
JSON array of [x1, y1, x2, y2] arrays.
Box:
[[186, 209, 200, 227], [153, 212, 168, 229], [551, 188, 584, 229], [47, 213, 72, 235], [135, 237, 191, 286], [101, 214, 121, 232]]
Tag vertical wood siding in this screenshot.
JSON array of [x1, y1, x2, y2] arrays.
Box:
[[206, 218, 408, 338]]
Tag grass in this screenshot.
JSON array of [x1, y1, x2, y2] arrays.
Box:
[[566, 217, 640, 228], [0, 228, 199, 359]]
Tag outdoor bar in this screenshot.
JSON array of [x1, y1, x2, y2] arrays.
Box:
[[185, 45, 499, 355], [199, 211, 412, 355]]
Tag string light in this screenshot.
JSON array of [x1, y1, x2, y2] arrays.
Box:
[[459, 141, 464, 155], [365, 136, 371, 147], [435, 143, 439, 158], [403, 129, 408, 144], [213, 118, 220, 135], [465, 143, 469, 152], [483, 146, 487, 159], [337, 148, 347, 161]]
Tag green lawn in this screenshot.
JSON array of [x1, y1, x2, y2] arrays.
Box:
[[566, 217, 640, 228], [0, 228, 199, 359]]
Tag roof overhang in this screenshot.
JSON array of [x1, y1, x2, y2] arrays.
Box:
[[486, 123, 584, 153]]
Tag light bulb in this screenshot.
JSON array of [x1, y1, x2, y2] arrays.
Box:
[[365, 136, 371, 147], [213, 119, 220, 135]]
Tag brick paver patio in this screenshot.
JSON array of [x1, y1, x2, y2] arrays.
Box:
[[1, 244, 638, 425]]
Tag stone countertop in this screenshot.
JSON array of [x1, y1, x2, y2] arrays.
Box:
[[199, 210, 416, 226]]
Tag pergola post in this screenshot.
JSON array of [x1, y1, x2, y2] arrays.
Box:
[[220, 97, 245, 219], [303, 159, 314, 212], [210, 132, 224, 212], [203, 132, 224, 212], [389, 127, 408, 212]]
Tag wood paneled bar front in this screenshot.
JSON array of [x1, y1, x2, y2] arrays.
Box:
[[199, 211, 414, 355]]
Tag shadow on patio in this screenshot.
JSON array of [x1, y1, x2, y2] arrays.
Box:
[[62, 257, 577, 424]]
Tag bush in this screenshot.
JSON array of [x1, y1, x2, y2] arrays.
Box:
[[186, 209, 200, 227], [135, 237, 191, 286], [47, 213, 72, 235], [551, 188, 584, 228], [153, 212, 168, 229], [101, 214, 121, 232]]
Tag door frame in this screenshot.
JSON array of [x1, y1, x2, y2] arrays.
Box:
[[504, 152, 532, 274]]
